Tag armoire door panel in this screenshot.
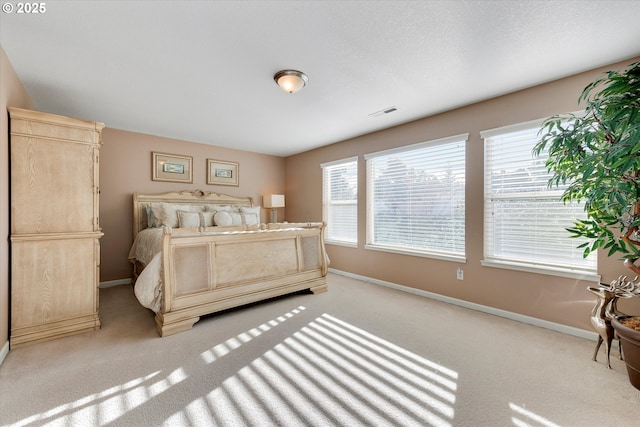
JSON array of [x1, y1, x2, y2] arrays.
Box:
[[11, 238, 98, 327], [11, 137, 97, 234]]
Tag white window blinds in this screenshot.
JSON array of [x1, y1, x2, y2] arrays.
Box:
[[482, 121, 597, 276], [365, 134, 467, 260], [321, 157, 358, 246]]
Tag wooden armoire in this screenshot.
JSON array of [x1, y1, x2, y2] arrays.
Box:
[[9, 107, 104, 348]]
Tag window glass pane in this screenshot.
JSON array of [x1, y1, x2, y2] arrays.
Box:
[[366, 136, 466, 258], [322, 158, 358, 245], [483, 123, 596, 272]]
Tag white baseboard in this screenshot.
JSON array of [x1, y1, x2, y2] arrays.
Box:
[[0, 340, 9, 366], [99, 278, 131, 288], [329, 268, 598, 342]]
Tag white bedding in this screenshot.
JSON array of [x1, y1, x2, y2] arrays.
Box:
[[128, 227, 164, 266], [135, 253, 163, 312], [128, 228, 164, 312]]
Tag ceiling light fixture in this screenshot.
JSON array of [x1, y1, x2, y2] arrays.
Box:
[[274, 69, 308, 94]]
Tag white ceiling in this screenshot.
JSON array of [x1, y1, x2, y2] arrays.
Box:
[[2, 1, 640, 157]]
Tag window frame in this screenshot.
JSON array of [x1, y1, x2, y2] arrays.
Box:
[[481, 118, 600, 282], [364, 134, 468, 263]]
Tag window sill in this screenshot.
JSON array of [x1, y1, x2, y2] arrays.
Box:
[[365, 244, 466, 263], [326, 240, 358, 248], [481, 259, 601, 282]]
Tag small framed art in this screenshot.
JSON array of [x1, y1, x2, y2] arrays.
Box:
[[152, 152, 193, 183], [207, 159, 239, 186]]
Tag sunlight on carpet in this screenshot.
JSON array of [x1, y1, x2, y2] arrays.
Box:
[[8, 369, 189, 426], [200, 306, 307, 364], [5, 304, 566, 427], [510, 402, 562, 427], [178, 312, 460, 426]]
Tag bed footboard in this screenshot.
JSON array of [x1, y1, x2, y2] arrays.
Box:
[[157, 222, 328, 336]]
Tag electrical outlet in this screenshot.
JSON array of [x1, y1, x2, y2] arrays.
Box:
[[457, 267, 464, 280]]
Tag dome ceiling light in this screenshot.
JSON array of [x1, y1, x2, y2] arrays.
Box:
[[274, 69, 309, 94]]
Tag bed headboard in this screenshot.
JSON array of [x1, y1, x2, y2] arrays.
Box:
[[132, 189, 254, 238]]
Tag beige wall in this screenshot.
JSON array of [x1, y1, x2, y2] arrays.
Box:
[[1, 45, 34, 353], [99, 128, 286, 281], [285, 56, 640, 332]]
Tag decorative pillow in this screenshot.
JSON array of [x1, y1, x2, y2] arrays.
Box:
[[177, 210, 201, 228], [213, 210, 260, 226], [241, 210, 260, 225], [240, 206, 261, 221], [149, 203, 164, 228], [155, 203, 204, 227], [145, 204, 155, 228], [202, 211, 215, 227], [213, 211, 235, 227]]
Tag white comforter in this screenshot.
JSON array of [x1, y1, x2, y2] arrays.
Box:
[[128, 228, 164, 312]]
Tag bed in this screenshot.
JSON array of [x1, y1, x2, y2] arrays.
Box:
[[128, 190, 329, 337]]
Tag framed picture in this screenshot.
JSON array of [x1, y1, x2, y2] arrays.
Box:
[[152, 152, 193, 183], [207, 159, 239, 186]]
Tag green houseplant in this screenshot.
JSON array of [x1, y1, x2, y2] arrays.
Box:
[[534, 60, 640, 268], [534, 60, 640, 389]]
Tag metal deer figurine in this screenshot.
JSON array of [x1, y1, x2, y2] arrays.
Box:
[[588, 285, 618, 368], [589, 276, 640, 368]]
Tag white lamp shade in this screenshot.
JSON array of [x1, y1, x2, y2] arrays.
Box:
[[263, 194, 285, 208]]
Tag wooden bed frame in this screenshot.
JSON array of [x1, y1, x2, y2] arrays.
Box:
[[131, 190, 329, 336]]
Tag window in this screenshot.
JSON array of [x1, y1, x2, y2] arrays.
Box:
[[365, 134, 467, 261], [481, 120, 598, 280], [321, 157, 358, 246]]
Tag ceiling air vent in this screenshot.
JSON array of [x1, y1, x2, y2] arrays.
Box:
[[369, 106, 398, 118]]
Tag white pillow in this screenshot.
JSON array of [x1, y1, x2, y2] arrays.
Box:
[[241, 206, 261, 221], [213, 211, 235, 227], [241, 211, 260, 225], [156, 203, 204, 227], [177, 210, 201, 228], [202, 211, 215, 227], [213, 210, 260, 226]]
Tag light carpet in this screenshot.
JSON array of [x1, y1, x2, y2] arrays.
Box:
[[1, 273, 639, 427]]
